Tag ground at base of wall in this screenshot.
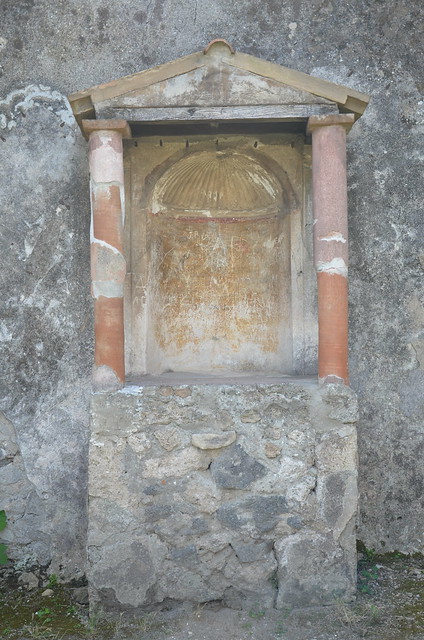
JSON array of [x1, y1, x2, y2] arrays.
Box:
[[0, 554, 424, 640]]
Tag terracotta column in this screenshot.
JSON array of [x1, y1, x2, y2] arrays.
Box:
[[307, 114, 355, 385], [82, 119, 131, 391]]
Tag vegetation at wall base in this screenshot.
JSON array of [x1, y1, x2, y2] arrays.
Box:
[[0, 553, 423, 639], [0, 510, 8, 565]]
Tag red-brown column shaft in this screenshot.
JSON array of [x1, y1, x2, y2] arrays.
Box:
[[307, 114, 354, 385], [82, 120, 131, 390]]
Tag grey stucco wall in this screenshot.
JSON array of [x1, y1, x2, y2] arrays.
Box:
[[0, 0, 423, 576]]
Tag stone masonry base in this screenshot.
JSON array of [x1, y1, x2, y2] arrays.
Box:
[[88, 380, 358, 613]]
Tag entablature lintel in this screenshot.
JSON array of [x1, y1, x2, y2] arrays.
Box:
[[94, 103, 340, 129]]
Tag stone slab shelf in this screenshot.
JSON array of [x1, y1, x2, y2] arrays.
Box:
[[125, 373, 317, 387]]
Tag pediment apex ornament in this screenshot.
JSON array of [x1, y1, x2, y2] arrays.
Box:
[[203, 39, 235, 56]]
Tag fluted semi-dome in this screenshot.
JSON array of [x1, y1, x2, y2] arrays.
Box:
[[151, 150, 284, 218]]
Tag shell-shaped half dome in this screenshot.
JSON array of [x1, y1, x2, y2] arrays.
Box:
[[151, 150, 285, 219]]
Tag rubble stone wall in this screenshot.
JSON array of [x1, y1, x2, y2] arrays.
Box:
[[89, 382, 358, 611]]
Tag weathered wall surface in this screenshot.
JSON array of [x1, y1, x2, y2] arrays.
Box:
[[89, 382, 358, 611], [0, 80, 92, 575], [0, 0, 423, 577]]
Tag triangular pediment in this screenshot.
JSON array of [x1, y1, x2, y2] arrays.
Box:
[[69, 39, 369, 131], [99, 64, 334, 110]]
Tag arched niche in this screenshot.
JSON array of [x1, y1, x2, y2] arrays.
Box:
[[124, 133, 315, 378]]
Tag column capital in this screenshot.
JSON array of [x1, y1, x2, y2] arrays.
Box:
[[307, 113, 355, 135], [81, 119, 132, 140]]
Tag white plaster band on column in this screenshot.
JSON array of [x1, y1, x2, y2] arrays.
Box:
[[90, 236, 123, 255], [90, 243, 126, 285], [316, 257, 348, 277], [318, 374, 346, 385], [91, 179, 125, 188], [92, 365, 122, 392], [318, 232, 347, 243], [92, 281, 124, 299], [88, 132, 125, 184]]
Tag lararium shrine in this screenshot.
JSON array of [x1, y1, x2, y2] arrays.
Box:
[[68, 39, 369, 613]]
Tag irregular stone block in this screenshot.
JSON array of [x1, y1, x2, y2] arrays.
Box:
[[316, 427, 357, 473], [217, 502, 247, 530], [223, 550, 277, 609], [0, 463, 24, 485], [264, 442, 281, 458], [264, 403, 285, 420], [127, 432, 151, 455], [174, 387, 192, 398], [89, 534, 167, 609], [191, 431, 236, 450], [253, 495, 289, 532], [143, 447, 212, 478], [320, 384, 359, 424], [154, 427, 182, 451], [185, 475, 222, 514], [275, 530, 355, 608], [286, 515, 303, 530], [186, 517, 209, 534], [217, 495, 288, 534], [210, 444, 266, 489], [169, 544, 198, 568], [158, 386, 173, 396], [71, 587, 89, 605], [144, 504, 174, 523], [231, 539, 273, 563], [240, 410, 261, 423], [156, 565, 218, 603], [19, 572, 39, 590], [317, 470, 358, 541], [264, 426, 283, 440], [0, 412, 19, 458]]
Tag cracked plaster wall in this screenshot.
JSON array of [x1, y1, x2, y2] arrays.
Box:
[[0, 0, 423, 578]]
